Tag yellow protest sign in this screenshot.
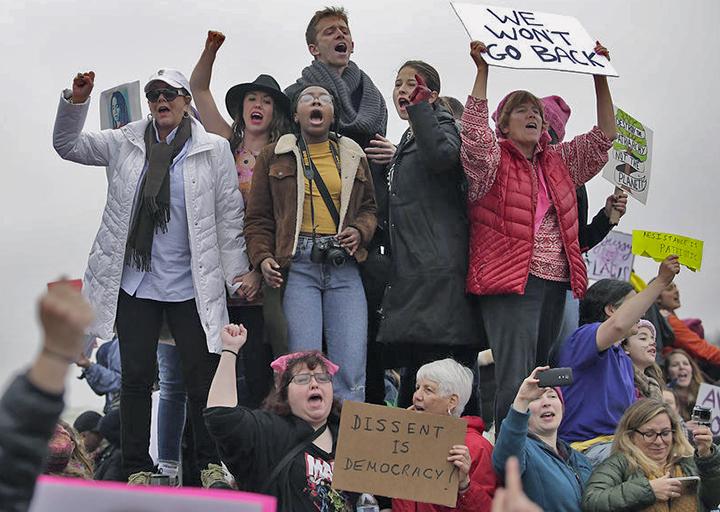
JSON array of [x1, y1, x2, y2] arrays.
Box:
[[631, 230, 704, 271]]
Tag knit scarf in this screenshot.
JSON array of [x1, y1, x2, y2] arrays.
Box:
[[125, 117, 192, 271], [634, 365, 664, 401], [642, 465, 696, 512], [300, 60, 387, 137]]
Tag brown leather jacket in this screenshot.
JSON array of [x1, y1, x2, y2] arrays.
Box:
[[245, 133, 377, 269]]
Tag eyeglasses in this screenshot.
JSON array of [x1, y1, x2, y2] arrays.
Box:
[[633, 429, 674, 442], [290, 372, 332, 385], [298, 93, 333, 106], [146, 88, 183, 103]]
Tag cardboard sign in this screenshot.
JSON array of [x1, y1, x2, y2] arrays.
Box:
[[100, 81, 142, 130], [332, 401, 466, 507], [450, 3, 618, 77], [631, 230, 704, 272], [584, 230, 634, 281], [695, 383, 720, 436], [601, 107, 654, 204], [29, 476, 276, 512]]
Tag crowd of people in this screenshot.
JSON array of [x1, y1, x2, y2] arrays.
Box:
[[1, 5, 718, 512]]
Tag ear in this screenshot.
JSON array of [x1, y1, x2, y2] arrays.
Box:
[[350, 41, 355, 54], [604, 303, 617, 318], [308, 43, 320, 58], [427, 91, 440, 105], [448, 393, 459, 414]]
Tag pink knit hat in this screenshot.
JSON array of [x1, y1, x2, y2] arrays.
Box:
[[540, 95, 571, 143], [636, 319, 657, 339], [270, 351, 340, 376], [491, 90, 553, 145]]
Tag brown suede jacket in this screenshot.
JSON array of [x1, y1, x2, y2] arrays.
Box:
[[245, 133, 377, 269]]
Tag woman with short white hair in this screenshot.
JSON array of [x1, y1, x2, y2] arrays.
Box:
[[392, 358, 497, 511]]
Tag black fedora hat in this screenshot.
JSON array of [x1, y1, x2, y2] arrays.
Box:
[[225, 74, 291, 121]]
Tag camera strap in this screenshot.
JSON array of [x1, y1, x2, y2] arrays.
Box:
[[298, 136, 341, 232]]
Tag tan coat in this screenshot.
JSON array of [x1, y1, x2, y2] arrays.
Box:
[[245, 133, 377, 269]]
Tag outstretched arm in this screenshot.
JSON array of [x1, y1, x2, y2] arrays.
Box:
[[207, 324, 247, 408], [189, 30, 233, 140], [593, 42, 617, 141]]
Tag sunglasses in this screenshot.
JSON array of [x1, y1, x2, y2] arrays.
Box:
[[146, 88, 184, 103], [289, 372, 332, 385], [298, 93, 333, 106]]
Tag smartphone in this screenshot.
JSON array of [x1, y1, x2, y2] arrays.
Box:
[[537, 367, 573, 387], [676, 476, 700, 494], [691, 406, 712, 427]]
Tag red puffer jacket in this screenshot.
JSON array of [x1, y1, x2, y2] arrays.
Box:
[[466, 139, 587, 299], [392, 416, 496, 512]]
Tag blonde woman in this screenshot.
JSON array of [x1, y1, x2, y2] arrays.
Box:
[[582, 399, 720, 511]]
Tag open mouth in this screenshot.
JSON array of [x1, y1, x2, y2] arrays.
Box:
[[308, 392, 323, 405], [309, 108, 324, 125], [540, 411, 555, 419], [413, 404, 424, 411], [398, 98, 410, 109], [335, 42, 348, 54], [158, 106, 170, 114], [525, 121, 538, 130], [250, 111, 264, 121]]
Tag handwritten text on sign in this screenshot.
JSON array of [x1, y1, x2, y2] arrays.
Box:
[[602, 107, 654, 204], [584, 231, 634, 282], [332, 401, 466, 507], [696, 383, 720, 437], [450, 3, 618, 77], [631, 230, 704, 272]]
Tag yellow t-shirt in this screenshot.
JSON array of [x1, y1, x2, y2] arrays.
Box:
[[301, 141, 342, 235]]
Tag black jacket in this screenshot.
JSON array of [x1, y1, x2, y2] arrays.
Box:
[[576, 185, 613, 253], [373, 102, 476, 349], [0, 374, 64, 512]]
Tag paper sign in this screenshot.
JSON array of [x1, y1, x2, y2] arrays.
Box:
[[332, 401, 466, 507], [695, 383, 720, 436], [631, 230, 704, 272], [29, 476, 276, 512], [601, 107, 654, 204], [450, 3, 618, 77], [584, 231, 634, 281], [100, 81, 142, 130]]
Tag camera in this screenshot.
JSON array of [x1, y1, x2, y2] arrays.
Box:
[[691, 405, 712, 427], [310, 237, 349, 267]]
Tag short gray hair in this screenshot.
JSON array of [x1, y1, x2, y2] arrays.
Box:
[[416, 359, 474, 417]]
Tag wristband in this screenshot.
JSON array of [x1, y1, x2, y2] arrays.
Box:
[[222, 349, 238, 357], [42, 346, 77, 364]]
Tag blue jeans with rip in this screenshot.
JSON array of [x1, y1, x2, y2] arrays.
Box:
[[283, 235, 367, 402], [157, 342, 187, 466]]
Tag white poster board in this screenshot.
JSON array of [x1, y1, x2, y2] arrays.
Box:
[[601, 106, 654, 204], [584, 230, 634, 282], [30, 476, 276, 512], [99, 81, 142, 130], [695, 383, 720, 436], [450, 3, 618, 77]]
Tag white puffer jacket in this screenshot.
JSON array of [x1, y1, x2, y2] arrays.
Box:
[[53, 94, 249, 353]]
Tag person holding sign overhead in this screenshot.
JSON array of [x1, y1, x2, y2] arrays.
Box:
[[582, 399, 720, 512], [393, 358, 497, 511], [205, 325, 353, 511], [459, 39, 617, 431], [244, 84, 376, 402]]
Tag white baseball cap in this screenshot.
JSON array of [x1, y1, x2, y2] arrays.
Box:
[[144, 68, 192, 97]]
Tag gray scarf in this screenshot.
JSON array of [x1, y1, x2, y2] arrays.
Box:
[[299, 60, 387, 138]]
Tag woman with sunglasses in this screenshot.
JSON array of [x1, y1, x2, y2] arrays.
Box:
[[206, 324, 353, 510], [245, 85, 376, 402], [53, 69, 250, 486], [582, 399, 720, 511]]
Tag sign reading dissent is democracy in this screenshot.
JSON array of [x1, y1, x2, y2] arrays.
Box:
[[450, 3, 618, 77], [333, 401, 466, 507]]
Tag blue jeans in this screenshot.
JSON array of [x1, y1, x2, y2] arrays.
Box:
[[283, 236, 368, 402], [157, 342, 187, 465]]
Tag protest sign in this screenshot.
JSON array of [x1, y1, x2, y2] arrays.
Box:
[[332, 401, 466, 507], [601, 107, 654, 204], [695, 383, 720, 436], [100, 81, 142, 130], [450, 3, 618, 77], [632, 230, 704, 272], [47, 278, 83, 291], [29, 476, 276, 512], [584, 230, 634, 281]]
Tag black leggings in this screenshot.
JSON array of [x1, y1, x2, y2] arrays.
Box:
[[115, 290, 220, 477]]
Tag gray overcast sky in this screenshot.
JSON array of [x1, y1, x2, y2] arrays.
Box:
[[1, 0, 718, 411]]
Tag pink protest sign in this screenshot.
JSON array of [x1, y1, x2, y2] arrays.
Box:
[[29, 476, 276, 512]]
